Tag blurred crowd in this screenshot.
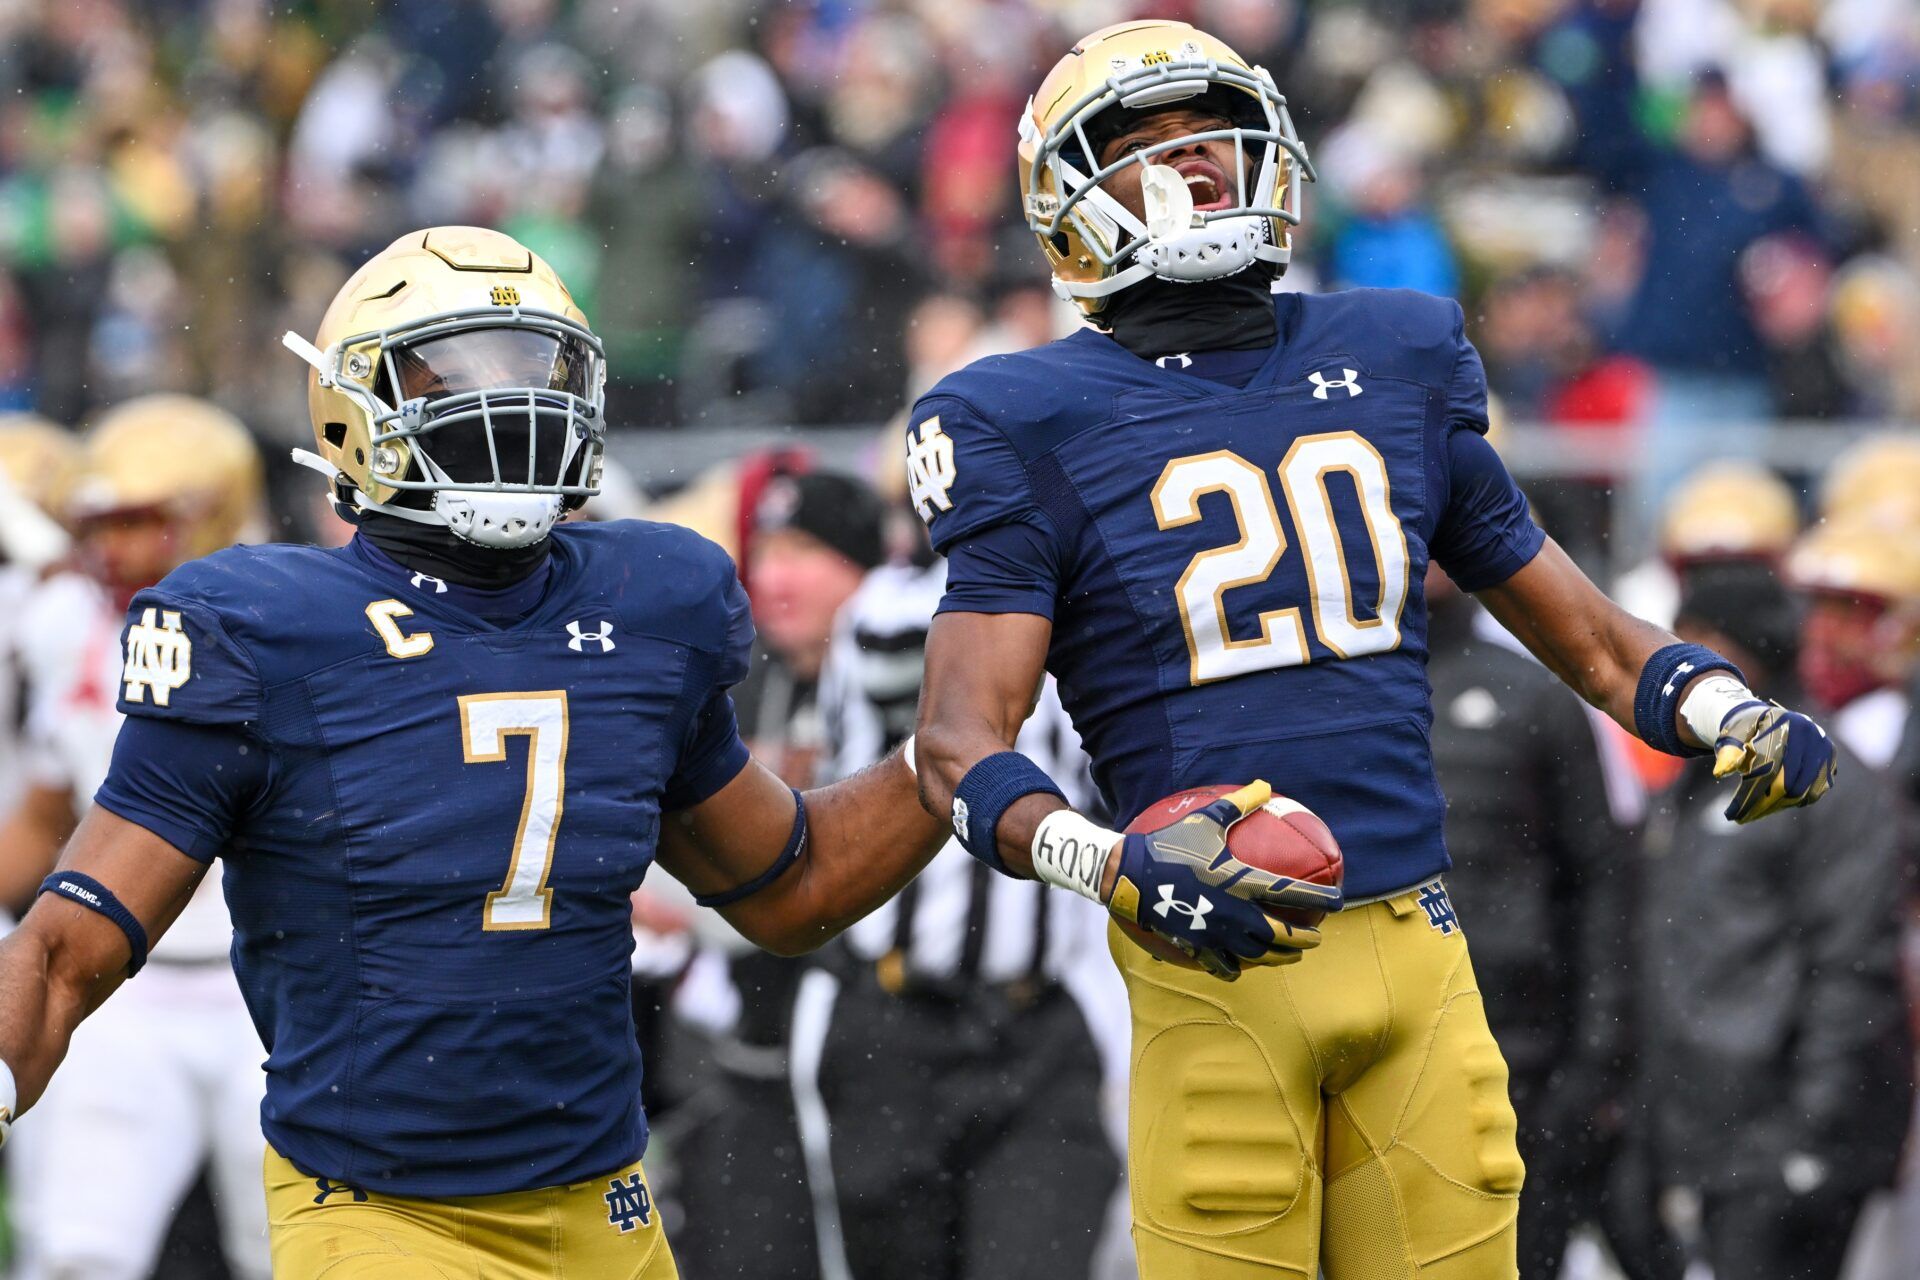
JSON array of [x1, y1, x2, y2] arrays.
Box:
[[5, 0, 1920, 1278], [0, 0, 1919, 459]]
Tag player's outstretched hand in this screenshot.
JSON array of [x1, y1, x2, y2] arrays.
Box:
[[1711, 700, 1837, 824], [1107, 781, 1341, 981]]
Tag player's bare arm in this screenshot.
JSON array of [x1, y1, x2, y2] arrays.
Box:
[[1479, 536, 1836, 822], [0, 807, 206, 1123], [0, 782, 79, 915], [915, 610, 1059, 876], [916, 609, 1334, 981], [656, 747, 951, 956]]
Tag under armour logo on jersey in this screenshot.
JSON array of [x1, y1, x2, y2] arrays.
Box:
[[1153, 884, 1212, 930], [313, 1178, 368, 1205], [1663, 661, 1695, 697], [122, 607, 192, 707], [566, 620, 615, 652], [1308, 368, 1363, 399], [410, 571, 448, 594], [604, 1173, 653, 1233], [1417, 880, 1459, 935], [1155, 352, 1194, 369], [906, 416, 957, 521]]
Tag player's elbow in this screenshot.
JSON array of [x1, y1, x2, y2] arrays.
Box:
[[731, 910, 837, 958], [912, 715, 984, 816]]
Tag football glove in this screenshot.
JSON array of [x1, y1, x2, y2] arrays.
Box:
[[1107, 781, 1341, 981], [1711, 700, 1837, 824]]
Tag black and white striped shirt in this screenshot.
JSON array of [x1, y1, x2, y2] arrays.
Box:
[[818, 561, 1106, 988]]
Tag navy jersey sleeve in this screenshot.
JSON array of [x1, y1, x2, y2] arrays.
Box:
[[115, 589, 262, 726], [1430, 428, 1545, 591], [937, 522, 1061, 618], [1447, 309, 1492, 431], [92, 716, 270, 862], [906, 395, 1053, 555], [663, 553, 755, 810]]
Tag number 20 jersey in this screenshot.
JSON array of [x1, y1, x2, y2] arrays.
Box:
[[912, 289, 1545, 899], [96, 521, 753, 1196]]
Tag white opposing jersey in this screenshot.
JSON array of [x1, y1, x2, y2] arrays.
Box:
[[17, 571, 232, 960]]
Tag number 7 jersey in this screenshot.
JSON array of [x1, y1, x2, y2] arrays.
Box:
[[912, 289, 1544, 899], [96, 522, 754, 1197]]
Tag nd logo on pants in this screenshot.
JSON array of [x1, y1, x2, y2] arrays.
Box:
[[264, 1146, 679, 1279], [1115, 880, 1525, 1279]]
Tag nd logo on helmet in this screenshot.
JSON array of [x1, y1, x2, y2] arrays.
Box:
[[123, 607, 193, 707]]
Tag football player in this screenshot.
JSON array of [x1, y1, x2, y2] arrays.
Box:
[[0, 415, 77, 833], [0, 397, 271, 1280], [0, 227, 962, 1279], [908, 22, 1838, 1277]]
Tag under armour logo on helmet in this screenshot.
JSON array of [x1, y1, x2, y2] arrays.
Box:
[[1153, 884, 1212, 930], [566, 620, 615, 652], [411, 572, 448, 594], [1308, 368, 1363, 400]]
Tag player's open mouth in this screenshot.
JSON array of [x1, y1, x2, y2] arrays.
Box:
[[1172, 158, 1233, 212]]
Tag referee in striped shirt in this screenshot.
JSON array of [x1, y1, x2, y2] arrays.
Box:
[[792, 555, 1122, 1280]]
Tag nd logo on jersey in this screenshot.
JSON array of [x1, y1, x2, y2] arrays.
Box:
[[906, 417, 957, 520], [123, 607, 192, 706]]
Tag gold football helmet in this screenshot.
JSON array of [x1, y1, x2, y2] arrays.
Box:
[[0, 413, 81, 518], [1659, 461, 1800, 562], [1784, 516, 1920, 604], [1819, 433, 1920, 530], [1020, 20, 1313, 320], [284, 226, 606, 549], [67, 395, 264, 561]]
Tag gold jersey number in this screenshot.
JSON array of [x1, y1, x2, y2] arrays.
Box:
[[458, 690, 571, 930], [1152, 431, 1411, 685]]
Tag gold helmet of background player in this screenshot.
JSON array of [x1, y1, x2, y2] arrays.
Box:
[[67, 395, 264, 561], [1819, 433, 1920, 531], [0, 413, 80, 518], [283, 226, 607, 550], [1020, 20, 1313, 321], [1784, 516, 1920, 605], [1659, 461, 1800, 563]]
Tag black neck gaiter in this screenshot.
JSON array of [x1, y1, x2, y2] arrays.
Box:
[[353, 510, 553, 589], [1103, 269, 1278, 359]]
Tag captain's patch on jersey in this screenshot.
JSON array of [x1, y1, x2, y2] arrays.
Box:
[[906, 416, 957, 520], [123, 607, 192, 706]]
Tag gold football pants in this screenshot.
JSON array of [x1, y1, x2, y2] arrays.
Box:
[[264, 1145, 679, 1279], [1114, 882, 1524, 1278]]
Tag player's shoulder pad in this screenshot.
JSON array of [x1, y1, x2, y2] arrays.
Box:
[[556, 520, 753, 681], [906, 340, 1103, 553], [1294, 288, 1466, 382], [916, 334, 1114, 450], [117, 543, 343, 724]]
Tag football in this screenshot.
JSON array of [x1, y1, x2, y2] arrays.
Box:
[[1116, 785, 1344, 969]]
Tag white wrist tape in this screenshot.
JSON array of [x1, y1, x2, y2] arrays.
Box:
[[0, 1056, 15, 1144], [1031, 810, 1122, 905], [1680, 673, 1759, 749]]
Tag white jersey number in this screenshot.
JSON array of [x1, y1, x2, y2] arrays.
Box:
[[458, 691, 570, 930], [1152, 432, 1410, 685]]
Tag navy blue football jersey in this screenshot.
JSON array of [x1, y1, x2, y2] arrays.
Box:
[[94, 523, 752, 1196], [910, 289, 1544, 899]]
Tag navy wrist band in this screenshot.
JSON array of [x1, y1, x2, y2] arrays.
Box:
[[952, 752, 1066, 874], [38, 872, 149, 977], [694, 790, 809, 908], [1634, 643, 1744, 758]]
